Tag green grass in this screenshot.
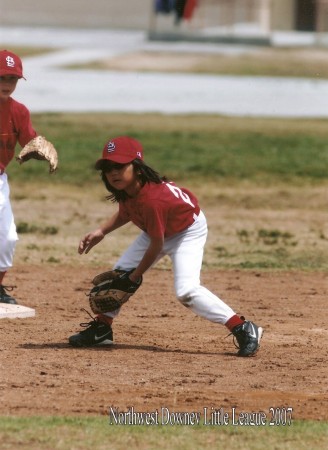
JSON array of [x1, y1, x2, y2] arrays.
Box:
[[8, 45, 328, 79], [7, 113, 328, 185], [16, 221, 58, 235], [0, 416, 327, 450], [66, 48, 328, 80], [4, 46, 57, 58], [191, 48, 328, 79]]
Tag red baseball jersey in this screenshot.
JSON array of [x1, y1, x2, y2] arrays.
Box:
[[0, 97, 37, 172], [118, 181, 200, 238]]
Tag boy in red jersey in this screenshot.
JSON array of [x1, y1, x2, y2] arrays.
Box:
[[0, 50, 37, 304], [69, 136, 263, 356]]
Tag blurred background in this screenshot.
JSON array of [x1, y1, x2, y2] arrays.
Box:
[[0, 0, 153, 30], [1, 1, 328, 116], [1, 0, 328, 46], [1, 0, 327, 272]]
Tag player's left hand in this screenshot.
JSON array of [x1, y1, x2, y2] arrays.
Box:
[[110, 270, 142, 294]]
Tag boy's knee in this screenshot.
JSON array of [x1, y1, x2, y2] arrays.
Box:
[[176, 285, 196, 307]]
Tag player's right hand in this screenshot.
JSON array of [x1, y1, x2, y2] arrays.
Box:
[[78, 229, 105, 254]]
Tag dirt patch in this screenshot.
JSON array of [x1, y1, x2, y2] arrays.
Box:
[[10, 183, 328, 270], [0, 265, 327, 420], [85, 48, 328, 79], [2, 182, 327, 420]]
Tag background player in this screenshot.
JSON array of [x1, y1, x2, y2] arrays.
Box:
[[0, 50, 37, 304], [69, 136, 263, 356]]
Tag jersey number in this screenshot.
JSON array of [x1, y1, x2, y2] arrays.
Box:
[[165, 183, 195, 208]]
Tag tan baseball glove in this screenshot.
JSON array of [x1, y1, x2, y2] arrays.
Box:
[[88, 269, 142, 314], [16, 136, 58, 173]]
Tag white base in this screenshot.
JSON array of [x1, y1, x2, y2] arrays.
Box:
[[0, 303, 36, 319]]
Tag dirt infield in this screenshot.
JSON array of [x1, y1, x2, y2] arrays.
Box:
[[0, 265, 327, 421]]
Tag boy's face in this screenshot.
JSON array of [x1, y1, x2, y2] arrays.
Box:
[[0, 75, 19, 102]]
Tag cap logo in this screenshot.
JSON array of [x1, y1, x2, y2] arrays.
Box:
[[107, 141, 115, 153], [6, 56, 15, 68], [137, 152, 142, 158]]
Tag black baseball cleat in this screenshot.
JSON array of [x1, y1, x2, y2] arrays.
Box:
[[0, 285, 18, 304], [69, 316, 113, 347], [232, 320, 263, 357]]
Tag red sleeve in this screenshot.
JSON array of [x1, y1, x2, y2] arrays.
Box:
[[11, 100, 37, 147]]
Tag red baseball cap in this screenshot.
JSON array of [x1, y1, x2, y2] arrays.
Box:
[[0, 50, 25, 79], [95, 136, 143, 169]]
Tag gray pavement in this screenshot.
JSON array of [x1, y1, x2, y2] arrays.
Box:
[[1, 26, 328, 117]]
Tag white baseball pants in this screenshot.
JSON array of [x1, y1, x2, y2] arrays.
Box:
[[106, 211, 235, 325], [0, 174, 18, 272]]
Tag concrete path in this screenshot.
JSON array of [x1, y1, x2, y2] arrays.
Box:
[[1, 26, 328, 117]]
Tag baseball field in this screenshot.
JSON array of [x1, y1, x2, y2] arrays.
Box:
[[0, 108, 327, 448]]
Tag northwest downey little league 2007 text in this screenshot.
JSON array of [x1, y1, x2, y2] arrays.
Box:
[[108, 406, 293, 427]]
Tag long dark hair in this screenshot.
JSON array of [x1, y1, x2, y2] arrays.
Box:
[[99, 159, 168, 203]]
